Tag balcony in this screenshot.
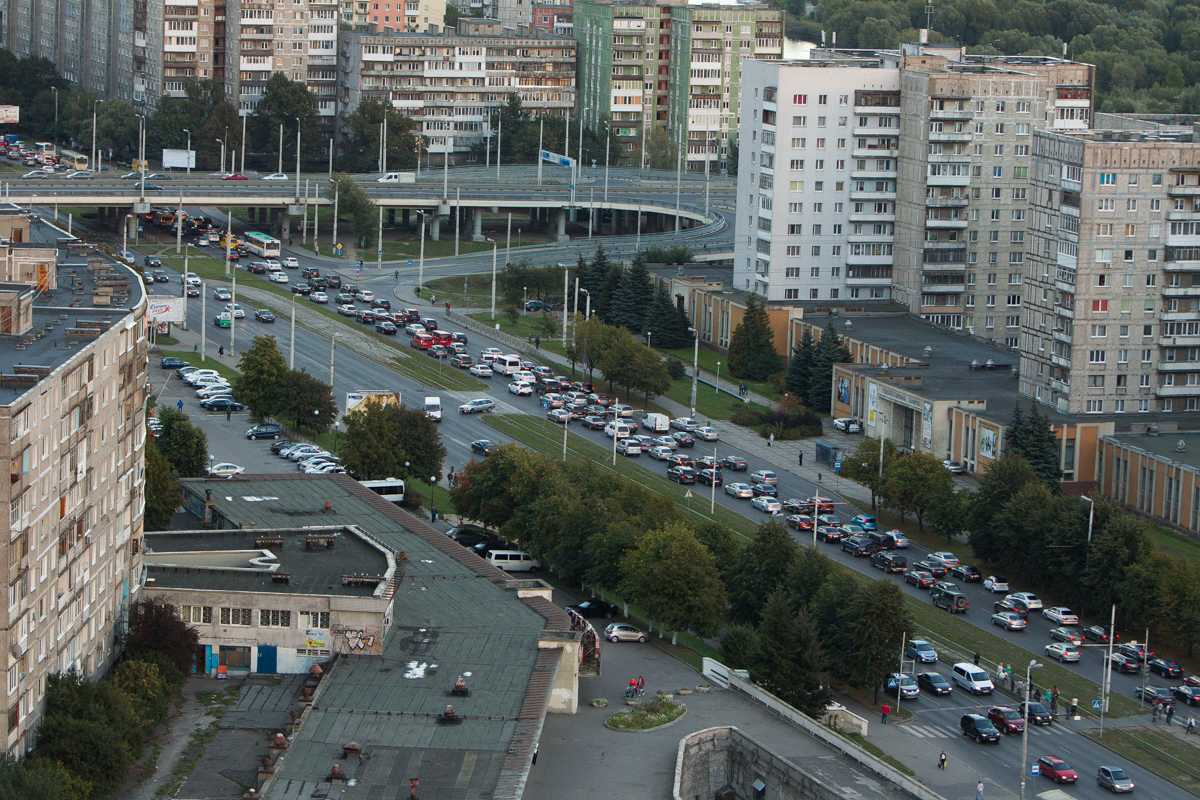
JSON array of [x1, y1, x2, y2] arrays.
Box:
[[1163, 286, 1200, 297], [922, 282, 966, 293], [1055, 305, 1074, 319], [926, 174, 971, 187], [1052, 329, 1073, 344], [850, 169, 896, 181], [846, 253, 894, 267], [847, 271, 892, 285], [924, 217, 968, 229], [927, 131, 973, 142], [1158, 361, 1200, 372], [925, 196, 969, 208], [848, 213, 895, 224], [929, 108, 974, 120], [923, 240, 967, 250], [1156, 385, 1200, 397], [854, 105, 900, 116], [849, 190, 896, 202], [1167, 211, 1200, 222], [922, 262, 966, 272], [1162, 310, 1199, 321], [1160, 335, 1200, 347], [1164, 260, 1200, 272], [851, 147, 897, 158], [1168, 184, 1200, 196], [1051, 353, 1072, 368], [1049, 377, 1071, 395]]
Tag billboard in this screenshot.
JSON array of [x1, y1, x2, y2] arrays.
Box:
[[161, 148, 195, 169], [346, 391, 401, 414], [0, 106, 18, 124], [147, 297, 186, 323]]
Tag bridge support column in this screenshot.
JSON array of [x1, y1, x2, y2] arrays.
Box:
[[387, 208, 395, 226], [281, 210, 291, 243], [402, 208, 410, 227], [472, 209, 483, 241], [270, 208, 280, 235], [430, 216, 441, 241], [556, 208, 568, 241]]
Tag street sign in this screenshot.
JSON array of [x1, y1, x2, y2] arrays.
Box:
[[1092, 699, 1102, 710], [1031, 764, 1040, 777], [540, 150, 572, 167], [377, 248, 383, 258], [408, 260, 413, 267]]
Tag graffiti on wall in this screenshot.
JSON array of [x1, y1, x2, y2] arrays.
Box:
[[332, 624, 384, 655]]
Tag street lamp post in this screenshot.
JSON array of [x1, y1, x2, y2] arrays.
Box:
[[646, 330, 652, 350], [603, 119, 611, 203], [183, 128, 191, 177], [580, 288, 591, 320], [289, 293, 297, 369], [688, 326, 699, 418], [329, 332, 342, 386], [278, 123, 284, 175], [295, 117, 302, 202], [487, 238, 497, 319], [51, 88, 58, 145], [216, 138, 225, 178], [716, 361, 721, 393], [1018, 659, 1043, 800]]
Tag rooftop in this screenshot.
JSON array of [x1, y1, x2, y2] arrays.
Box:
[[1107, 430, 1200, 471], [176, 475, 567, 800], [144, 526, 393, 598]]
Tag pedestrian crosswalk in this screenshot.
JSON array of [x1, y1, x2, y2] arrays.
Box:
[[903, 723, 1073, 739]]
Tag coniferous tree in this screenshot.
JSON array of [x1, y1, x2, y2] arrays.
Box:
[[606, 268, 640, 331], [1021, 401, 1063, 491], [786, 326, 816, 399], [1006, 403, 1028, 457], [596, 262, 622, 322], [646, 285, 691, 348], [807, 323, 853, 411], [727, 294, 778, 379], [749, 590, 832, 715]]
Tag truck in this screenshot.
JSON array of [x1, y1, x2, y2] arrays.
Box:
[[424, 396, 442, 422], [641, 412, 671, 433]]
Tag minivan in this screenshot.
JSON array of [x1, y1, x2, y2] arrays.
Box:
[[870, 552, 908, 573], [605, 420, 631, 439], [485, 550, 541, 573], [960, 714, 1001, 743], [494, 355, 523, 376], [952, 663, 995, 695]]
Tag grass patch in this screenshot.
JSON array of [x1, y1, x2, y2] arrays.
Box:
[[1146, 522, 1200, 564], [482, 414, 760, 540], [468, 310, 562, 340], [388, 355, 489, 392], [426, 273, 501, 306], [1081, 726, 1200, 795], [661, 345, 785, 402], [663, 378, 769, 423], [838, 684, 913, 722], [606, 698, 686, 730], [835, 730, 916, 777]]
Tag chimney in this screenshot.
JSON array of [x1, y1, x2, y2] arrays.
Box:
[[203, 489, 215, 526]]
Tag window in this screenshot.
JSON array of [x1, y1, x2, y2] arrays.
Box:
[[260, 609, 292, 628], [1126, 224, 1137, 237], [812, 246, 821, 256], [220, 608, 253, 626], [181, 606, 212, 624], [810, 267, 820, 278], [300, 611, 331, 629], [1088, 375, 1105, 388], [1098, 223, 1114, 237], [1086, 400, 1103, 413], [1153, 173, 1163, 186], [1100, 173, 1116, 185], [993, 166, 1003, 178], [784, 289, 799, 299], [1091, 325, 1107, 337], [1089, 350, 1106, 363], [1013, 167, 1028, 178], [1127, 199, 1138, 212]]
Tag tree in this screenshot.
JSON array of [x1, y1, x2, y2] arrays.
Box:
[[123, 599, 201, 677], [726, 294, 779, 380], [250, 73, 321, 162], [692, 519, 741, 582], [840, 580, 914, 702], [341, 401, 447, 482], [274, 370, 337, 434], [967, 454, 1041, 562], [143, 437, 179, 531], [725, 520, 800, 625], [155, 408, 208, 478], [750, 591, 832, 716], [719, 624, 759, 670], [807, 323, 853, 412], [606, 259, 653, 332], [644, 125, 679, 171], [1007, 401, 1063, 490], [444, 4, 461, 26], [880, 452, 953, 530], [619, 522, 726, 644], [926, 487, 970, 543], [624, 345, 672, 404], [839, 437, 899, 510], [69, 99, 139, 163], [0, 755, 89, 800], [149, 79, 238, 170], [338, 99, 420, 173], [234, 335, 289, 420], [645, 285, 692, 349], [36, 672, 142, 796], [327, 173, 379, 247], [111, 660, 173, 739], [785, 326, 815, 399], [726, 137, 739, 176]]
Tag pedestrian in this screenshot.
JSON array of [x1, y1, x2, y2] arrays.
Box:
[[768, 432, 775, 447], [1050, 696, 1058, 716], [431, 294, 436, 304], [531, 742, 538, 766], [535, 336, 541, 349], [1008, 668, 1015, 693], [225, 408, 232, 421], [1016, 679, 1025, 699], [798, 451, 804, 467], [1166, 703, 1175, 726], [1153, 698, 1161, 721], [881, 703, 890, 724], [997, 663, 1006, 685], [1044, 689, 1052, 707], [314, 243, 320, 256], [938, 751, 947, 770], [973, 651, 980, 666], [1187, 715, 1196, 734], [976, 781, 985, 800], [637, 676, 644, 695], [218, 345, 224, 356], [446, 301, 451, 312], [1069, 698, 1078, 718], [395, 270, 399, 280], [177, 399, 184, 412], [289, 235, 293, 246], [431, 506, 438, 523]]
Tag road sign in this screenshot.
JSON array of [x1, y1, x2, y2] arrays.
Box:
[[1092, 699, 1102, 710], [1031, 764, 1040, 777], [569, 184, 574, 191], [408, 260, 413, 267], [377, 248, 383, 258], [541, 150, 572, 167]]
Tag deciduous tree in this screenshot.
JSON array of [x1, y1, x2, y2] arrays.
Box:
[[880, 452, 952, 530], [750, 591, 832, 716], [274, 369, 337, 434], [341, 401, 446, 482], [619, 522, 726, 644], [234, 335, 288, 420], [839, 437, 898, 509], [155, 408, 208, 478], [143, 437, 179, 531], [123, 599, 201, 677], [338, 99, 421, 173], [250, 73, 321, 161], [326, 173, 379, 247], [725, 520, 800, 625]]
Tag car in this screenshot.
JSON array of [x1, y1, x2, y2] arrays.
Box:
[[884, 672, 919, 699], [839, 523, 867, 538], [1172, 685, 1200, 705], [841, 536, 877, 557], [815, 525, 847, 542], [904, 570, 936, 588], [1049, 627, 1084, 646], [1186, 674, 1200, 688], [1038, 608, 1078, 627], [750, 496, 781, 513], [1045, 642, 1081, 663], [267, 270, 289, 283], [670, 467, 700, 485], [750, 469, 777, 485], [19, 170, 47, 179], [1083, 625, 1114, 644], [960, 714, 1000, 744], [201, 398, 245, 412], [196, 383, 232, 398], [697, 469, 723, 487], [694, 426, 719, 441], [141, 183, 165, 191], [721, 455, 749, 471], [850, 514, 877, 531], [670, 417, 700, 431], [1116, 643, 1150, 663], [205, 462, 245, 477], [355, 290, 375, 303], [1109, 653, 1140, 674], [1008, 592, 1042, 610], [874, 530, 909, 549], [254, 309, 275, 322], [992, 611, 1027, 631], [609, 403, 634, 419], [950, 564, 983, 582], [1096, 766, 1134, 793], [282, 257, 299, 268], [927, 551, 960, 567], [405, 323, 426, 336], [750, 484, 778, 498], [459, 399, 495, 414], [567, 600, 619, 619], [246, 423, 283, 440], [195, 235, 211, 246], [262, 172, 289, 181], [644, 446, 671, 462], [579, 415, 606, 431], [833, 417, 862, 433], [942, 460, 965, 473], [469, 363, 494, 378], [470, 439, 497, 456], [650, 436, 677, 451], [223, 172, 249, 180], [160, 357, 189, 369], [214, 287, 232, 300], [547, 409, 572, 424], [1134, 686, 1174, 706], [507, 381, 533, 396], [247, 261, 270, 274], [604, 623, 647, 643], [904, 640, 938, 664], [987, 706, 1025, 734], [338, 304, 357, 316], [283, 444, 324, 461], [724, 483, 753, 499], [1020, 701, 1053, 725], [914, 559, 948, 578], [614, 439, 642, 457], [1038, 756, 1078, 784], [269, 439, 297, 455], [186, 284, 200, 297], [916, 672, 953, 695], [671, 431, 696, 448], [224, 303, 245, 318], [665, 453, 696, 470], [151, 270, 169, 283], [1148, 658, 1183, 678], [292, 284, 311, 295], [375, 321, 397, 335], [995, 596, 1032, 617], [982, 576, 1010, 593], [525, 300, 553, 312]]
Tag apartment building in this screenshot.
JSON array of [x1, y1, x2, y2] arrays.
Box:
[[1021, 125, 1200, 416], [734, 44, 1092, 343], [0, 211, 148, 757], [574, 0, 781, 170], [338, 20, 576, 165], [531, 1, 573, 37]]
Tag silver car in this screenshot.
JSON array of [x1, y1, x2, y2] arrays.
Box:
[[1044, 642, 1081, 663], [725, 483, 754, 499], [750, 469, 778, 485], [1097, 766, 1134, 793], [604, 623, 647, 643]]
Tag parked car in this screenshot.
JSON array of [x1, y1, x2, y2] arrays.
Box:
[[201, 397, 244, 412], [160, 357, 189, 369], [205, 462, 245, 477], [603, 623, 647, 643], [566, 600, 619, 619], [833, 417, 862, 433], [943, 460, 965, 473]]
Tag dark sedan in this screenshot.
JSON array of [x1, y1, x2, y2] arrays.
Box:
[[841, 536, 878, 557], [993, 597, 1031, 618], [721, 455, 749, 471], [1109, 653, 1141, 674], [1149, 658, 1183, 678], [949, 564, 983, 582], [291, 283, 311, 295], [913, 559, 948, 578], [1134, 686, 1175, 706], [815, 525, 846, 542], [270, 439, 297, 454], [1172, 685, 1200, 705], [254, 309, 275, 322], [917, 672, 953, 695], [751, 483, 778, 498], [1019, 701, 1053, 725], [375, 321, 397, 335], [1083, 625, 1115, 644], [697, 468, 723, 487], [668, 466, 697, 484], [201, 397, 244, 412], [671, 431, 696, 448], [566, 599, 619, 619], [470, 439, 498, 456], [905, 570, 936, 589], [582, 415, 607, 430]]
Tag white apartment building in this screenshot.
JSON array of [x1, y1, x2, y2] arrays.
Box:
[[734, 44, 1093, 344]]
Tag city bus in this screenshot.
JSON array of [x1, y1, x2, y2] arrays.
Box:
[[244, 231, 281, 258], [358, 478, 405, 506], [35, 142, 55, 158], [60, 150, 88, 171]]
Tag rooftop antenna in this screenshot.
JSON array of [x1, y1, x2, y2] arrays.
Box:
[[926, 1, 933, 37]]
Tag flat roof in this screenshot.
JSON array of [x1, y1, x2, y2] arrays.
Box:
[[144, 526, 391, 598], [176, 474, 566, 800], [1107, 431, 1200, 471]]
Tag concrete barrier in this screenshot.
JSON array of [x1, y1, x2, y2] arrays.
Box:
[[445, 310, 541, 358]]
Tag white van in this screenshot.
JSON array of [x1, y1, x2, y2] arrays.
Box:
[[494, 355, 523, 376], [951, 662, 995, 695], [424, 396, 442, 422], [485, 550, 541, 572], [376, 171, 416, 183], [641, 412, 670, 432], [604, 420, 631, 439]]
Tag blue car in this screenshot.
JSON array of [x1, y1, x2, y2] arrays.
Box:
[[851, 514, 878, 531]]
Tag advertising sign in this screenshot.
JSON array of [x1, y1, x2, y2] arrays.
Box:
[[305, 630, 326, 649], [161, 148, 195, 169], [147, 297, 186, 323], [921, 401, 933, 451], [868, 382, 878, 426], [0, 106, 19, 124], [980, 427, 998, 459], [346, 391, 401, 414]]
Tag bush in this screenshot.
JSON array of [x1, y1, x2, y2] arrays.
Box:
[[503, 305, 521, 326], [730, 405, 768, 427], [729, 398, 822, 440], [666, 357, 687, 380]]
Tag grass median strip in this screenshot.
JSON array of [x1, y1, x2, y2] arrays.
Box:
[[387, 355, 488, 392], [482, 414, 760, 540], [1081, 726, 1200, 795]]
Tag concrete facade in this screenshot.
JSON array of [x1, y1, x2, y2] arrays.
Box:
[[675, 727, 852, 800]]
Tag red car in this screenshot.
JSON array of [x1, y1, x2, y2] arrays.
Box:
[[987, 706, 1025, 734], [1037, 756, 1077, 784], [223, 172, 249, 180]]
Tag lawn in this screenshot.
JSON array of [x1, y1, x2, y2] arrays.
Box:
[[661, 345, 785, 403], [467, 311, 562, 341], [663, 378, 769, 423], [428, 274, 508, 307], [154, 350, 240, 385]]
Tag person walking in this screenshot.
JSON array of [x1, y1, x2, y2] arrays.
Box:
[[177, 399, 184, 412], [1152, 698, 1161, 722], [768, 432, 775, 447], [637, 676, 645, 695], [430, 506, 438, 523], [938, 751, 947, 770], [881, 703, 890, 724], [218, 345, 224, 357], [1166, 702, 1175, 726], [798, 451, 804, 466], [976, 781, 985, 800], [1186, 715, 1196, 734], [1008, 668, 1015, 693], [535, 336, 541, 349]]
